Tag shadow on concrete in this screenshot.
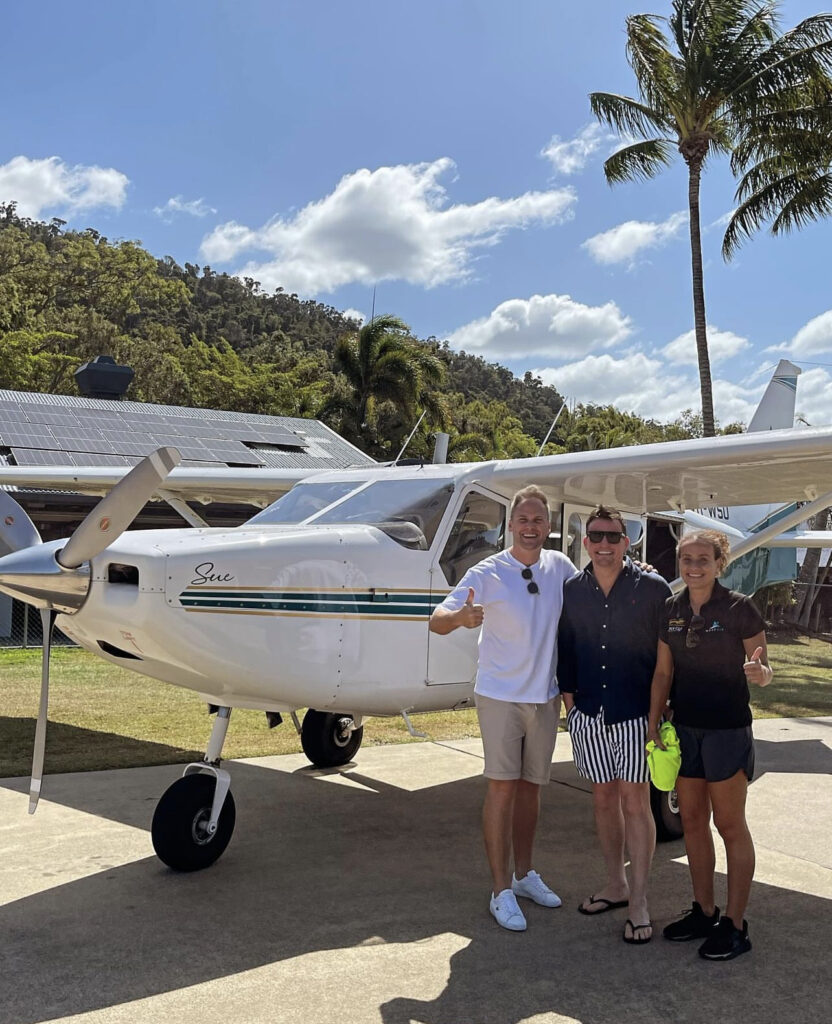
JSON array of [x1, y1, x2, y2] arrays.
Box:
[[0, 717, 203, 777], [0, 732, 830, 1023]]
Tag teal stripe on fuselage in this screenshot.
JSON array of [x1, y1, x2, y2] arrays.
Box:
[[178, 589, 442, 616]]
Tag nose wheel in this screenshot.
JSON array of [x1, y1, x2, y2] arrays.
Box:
[[152, 705, 236, 871], [301, 709, 364, 767], [151, 772, 237, 871]]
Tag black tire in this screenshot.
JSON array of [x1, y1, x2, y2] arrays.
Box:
[[151, 773, 236, 871], [301, 709, 363, 767], [651, 782, 684, 842]]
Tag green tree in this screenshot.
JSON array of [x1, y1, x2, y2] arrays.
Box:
[[590, 0, 832, 435], [320, 315, 446, 452]]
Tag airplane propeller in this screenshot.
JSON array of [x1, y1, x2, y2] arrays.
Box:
[[0, 490, 42, 554], [0, 447, 181, 813], [57, 447, 181, 568]]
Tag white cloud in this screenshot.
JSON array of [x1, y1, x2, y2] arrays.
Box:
[[708, 209, 735, 230], [446, 293, 633, 359], [793, 367, 832, 426], [341, 308, 366, 324], [199, 158, 576, 294], [154, 195, 216, 220], [530, 351, 762, 425], [662, 326, 751, 366], [769, 309, 832, 356], [0, 155, 128, 219], [582, 211, 687, 266], [541, 123, 611, 175]]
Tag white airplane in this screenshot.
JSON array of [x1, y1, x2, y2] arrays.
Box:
[[1, 417, 832, 869]]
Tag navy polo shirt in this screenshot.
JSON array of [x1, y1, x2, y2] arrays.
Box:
[[660, 581, 766, 729], [557, 558, 672, 724]]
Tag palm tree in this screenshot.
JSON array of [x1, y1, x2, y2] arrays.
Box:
[[590, 1, 832, 435], [320, 314, 446, 450]]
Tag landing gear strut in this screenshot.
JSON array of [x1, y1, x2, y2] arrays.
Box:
[[151, 706, 237, 871], [301, 709, 364, 767]]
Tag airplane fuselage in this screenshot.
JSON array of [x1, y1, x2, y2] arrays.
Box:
[[57, 523, 476, 717]]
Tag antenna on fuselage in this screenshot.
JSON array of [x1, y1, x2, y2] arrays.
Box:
[[393, 409, 426, 464], [537, 402, 566, 456]]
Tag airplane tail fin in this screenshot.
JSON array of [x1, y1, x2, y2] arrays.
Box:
[[747, 359, 801, 432]]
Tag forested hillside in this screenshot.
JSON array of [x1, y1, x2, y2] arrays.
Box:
[[0, 203, 713, 459]]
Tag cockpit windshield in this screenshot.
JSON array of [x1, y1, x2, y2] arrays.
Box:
[[312, 478, 454, 548], [246, 481, 359, 526], [245, 476, 455, 549]]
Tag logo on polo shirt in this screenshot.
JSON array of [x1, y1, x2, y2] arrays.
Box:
[[668, 618, 685, 632], [705, 620, 723, 632]]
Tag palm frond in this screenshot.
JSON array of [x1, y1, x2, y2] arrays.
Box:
[[626, 14, 684, 112], [589, 91, 670, 138], [722, 166, 831, 258], [770, 172, 832, 234], [603, 138, 676, 183]]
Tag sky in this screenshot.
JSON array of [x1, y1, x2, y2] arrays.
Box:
[[3, 0, 831, 428]]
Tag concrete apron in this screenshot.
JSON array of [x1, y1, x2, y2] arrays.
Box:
[[0, 718, 829, 1024]]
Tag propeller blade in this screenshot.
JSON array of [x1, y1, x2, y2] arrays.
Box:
[[57, 447, 181, 569], [29, 608, 56, 814], [0, 491, 41, 554]]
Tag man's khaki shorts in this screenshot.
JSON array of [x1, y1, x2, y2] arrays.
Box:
[[475, 693, 561, 785]]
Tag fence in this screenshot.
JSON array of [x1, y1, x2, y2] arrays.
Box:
[[0, 595, 75, 648]]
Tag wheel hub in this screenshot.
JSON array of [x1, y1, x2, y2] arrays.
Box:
[[332, 717, 353, 748], [191, 807, 216, 845]]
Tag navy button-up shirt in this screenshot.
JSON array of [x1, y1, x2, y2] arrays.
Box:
[[557, 559, 672, 724]]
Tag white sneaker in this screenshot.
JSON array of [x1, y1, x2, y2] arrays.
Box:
[[512, 870, 562, 908], [489, 888, 527, 931]]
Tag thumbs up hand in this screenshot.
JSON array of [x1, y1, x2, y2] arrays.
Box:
[[744, 645, 772, 687], [458, 587, 484, 629]]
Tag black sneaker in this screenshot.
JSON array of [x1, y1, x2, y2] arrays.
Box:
[[698, 917, 751, 961], [662, 901, 720, 941]]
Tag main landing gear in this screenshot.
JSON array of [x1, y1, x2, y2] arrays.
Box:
[[651, 782, 684, 842], [300, 709, 364, 767], [152, 706, 237, 871]]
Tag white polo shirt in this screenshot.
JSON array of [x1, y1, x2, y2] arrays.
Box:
[[438, 548, 577, 703]]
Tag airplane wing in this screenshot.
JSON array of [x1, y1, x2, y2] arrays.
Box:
[[485, 425, 832, 512], [0, 465, 328, 507]]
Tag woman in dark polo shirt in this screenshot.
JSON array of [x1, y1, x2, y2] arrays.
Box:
[[647, 529, 772, 962]]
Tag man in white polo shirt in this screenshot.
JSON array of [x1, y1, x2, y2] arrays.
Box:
[[429, 485, 577, 931]]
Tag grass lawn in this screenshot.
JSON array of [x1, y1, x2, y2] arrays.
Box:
[[0, 635, 829, 777]]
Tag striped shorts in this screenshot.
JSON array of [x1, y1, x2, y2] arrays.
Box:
[[567, 707, 650, 784]]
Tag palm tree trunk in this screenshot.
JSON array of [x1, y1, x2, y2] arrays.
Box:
[[687, 160, 716, 437]]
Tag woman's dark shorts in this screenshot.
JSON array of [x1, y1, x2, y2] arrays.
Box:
[[677, 724, 755, 783]]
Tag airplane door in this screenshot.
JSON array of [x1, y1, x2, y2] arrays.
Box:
[[426, 487, 509, 684]]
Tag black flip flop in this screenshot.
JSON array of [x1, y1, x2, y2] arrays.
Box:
[[623, 919, 653, 944], [577, 895, 629, 915]]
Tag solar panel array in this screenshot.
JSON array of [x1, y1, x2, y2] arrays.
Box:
[[0, 401, 309, 468]]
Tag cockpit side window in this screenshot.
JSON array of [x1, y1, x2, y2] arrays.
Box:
[[439, 492, 506, 585]]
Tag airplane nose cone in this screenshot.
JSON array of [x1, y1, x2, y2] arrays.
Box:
[[0, 541, 90, 613]]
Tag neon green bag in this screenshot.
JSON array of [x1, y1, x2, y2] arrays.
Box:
[[646, 721, 681, 791]]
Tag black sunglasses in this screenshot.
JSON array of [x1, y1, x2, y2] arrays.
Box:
[[586, 530, 625, 543], [686, 613, 705, 649], [521, 567, 539, 595]]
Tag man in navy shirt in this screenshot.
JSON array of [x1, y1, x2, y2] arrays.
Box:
[[558, 506, 671, 944]]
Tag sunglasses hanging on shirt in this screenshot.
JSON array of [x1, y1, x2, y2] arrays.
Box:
[[521, 567, 539, 595]]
